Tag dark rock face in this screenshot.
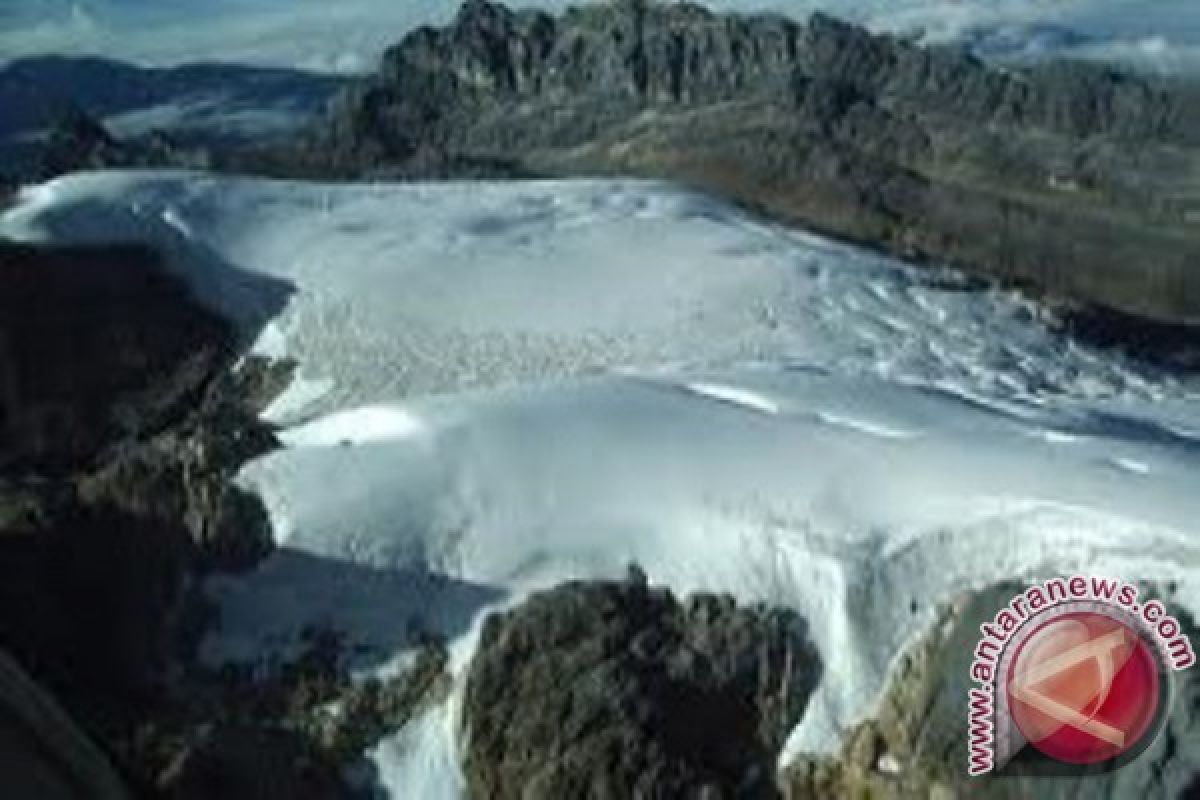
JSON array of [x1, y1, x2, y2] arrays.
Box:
[[156, 724, 345, 800], [0, 241, 231, 472], [385, 0, 801, 105], [327, 0, 1200, 161], [369, 2, 1192, 143], [75, 359, 285, 571], [0, 241, 278, 671], [37, 107, 207, 179], [0, 240, 280, 566], [1052, 305, 1200, 372], [0, 241, 289, 794], [312, 0, 1200, 323], [0, 505, 195, 731], [795, 14, 1195, 143], [0, 650, 130, 800], [145, 632, 450, 800], [462, 572, 820, 799]]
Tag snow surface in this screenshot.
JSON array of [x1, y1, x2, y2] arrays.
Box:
[[5, 171, 1200, 796]]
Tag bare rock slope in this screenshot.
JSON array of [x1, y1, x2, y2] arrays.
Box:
[[462, 571, 821, 799]]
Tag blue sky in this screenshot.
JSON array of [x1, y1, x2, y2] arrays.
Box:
[[1, 1, 1199, 74]]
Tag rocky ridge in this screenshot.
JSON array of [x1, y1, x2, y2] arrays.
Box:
[[303, 0, 1200, 323], [0, 240, 333, 797]]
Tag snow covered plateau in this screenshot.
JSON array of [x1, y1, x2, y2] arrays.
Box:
[[4, 171, 1200, 796]]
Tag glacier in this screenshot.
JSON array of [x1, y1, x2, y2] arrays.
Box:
[[4, 170, 1200, 796]]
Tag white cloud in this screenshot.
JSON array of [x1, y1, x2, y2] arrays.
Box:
[[2, 1, 1200, 74], [0, 0, 461, 72]]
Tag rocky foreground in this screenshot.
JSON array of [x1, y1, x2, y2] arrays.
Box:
[[278, 0, 1200, 324], [0, 240, 280, 795], [462, 570, 820, 798]]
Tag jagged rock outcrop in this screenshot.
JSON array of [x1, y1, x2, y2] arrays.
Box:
[[149, 631, 450, 799], [0, 240, 281, 565], [360, 1, 1195, 143], [0, 240, 289, 794], [74, 357, 287, 571], [461, 569, 821, 799], [0, 241, 232, 472], [313, 0, 1200, 323]]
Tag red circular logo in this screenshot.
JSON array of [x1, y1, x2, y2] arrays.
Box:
[[1006, 611, 1161, 765]]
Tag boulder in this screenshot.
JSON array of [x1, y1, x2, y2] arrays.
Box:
[[462, 570, 821, 798]]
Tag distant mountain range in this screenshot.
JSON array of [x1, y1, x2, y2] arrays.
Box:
[[0, 55, 349, 144]]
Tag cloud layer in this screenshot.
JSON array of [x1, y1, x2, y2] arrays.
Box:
[[2, 0, 1199, 74]]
